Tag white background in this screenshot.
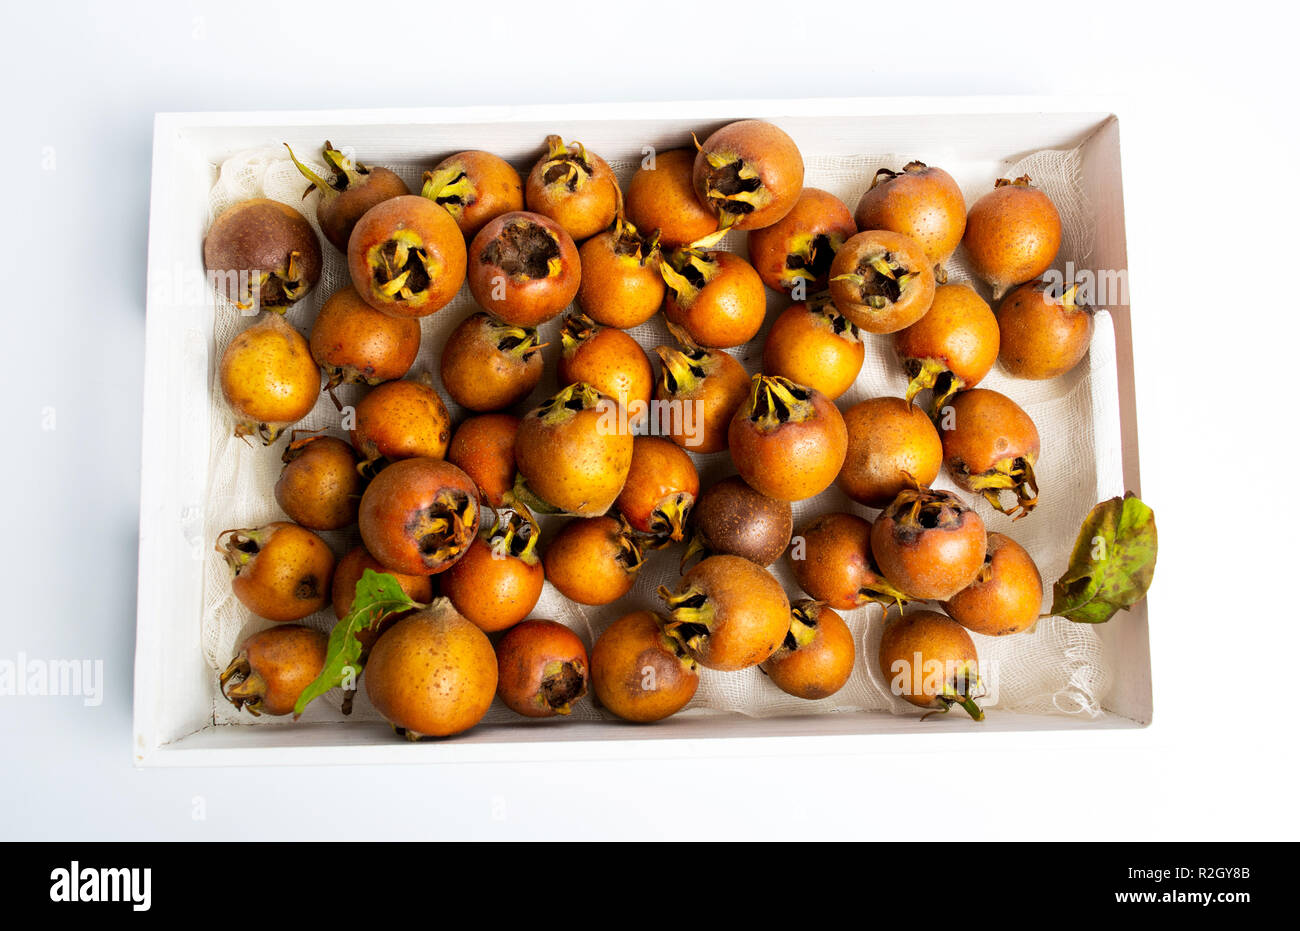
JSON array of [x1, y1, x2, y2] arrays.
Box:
[[1, 0, 1296, 840]]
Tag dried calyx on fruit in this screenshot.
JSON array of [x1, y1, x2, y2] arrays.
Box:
[[940, 388, 1041, 519], [829, 230, 936, 334], [657, 555, 790, 671], [203, 198, 323, 312], [285, 141, 410, 252], [895, 283, 999, 415], [220, 625, 328, 717], [692, 120, 804, 230], [525, 135, 619, 241], [495, 620, 589, 718], [468, 211, 580, 326]]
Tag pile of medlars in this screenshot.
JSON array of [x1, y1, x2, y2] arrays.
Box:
[[208, 120, 1092, 739]]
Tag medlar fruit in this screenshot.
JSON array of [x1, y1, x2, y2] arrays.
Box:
[[996, 280, 1095, 380], [217, 522, 335, 622], [853, 161, 966, 272], [203, 198, 322, 312], [963, 176, 1062, 299], [445, 413, 520, 508], [357, 457, 480, 575], [439, 311, 544, 412], [728, 374, 848, 501], [591, 611, 698, 723], [837, 397, 943, 508], [557, 311, 654, 425], [351, 377, 452, 468], [309, 285, 421, 390], [615, 435, 700, 544], [939, 388, 1040, 518], [274, 434, 362, 531], [660, 246, 766, 348], [219, 313, 320, 444], [576, 218, 665, 329], [761, 295, 865, 400], [829, 229, 935, 334], [944, 532, 1043, 637], [652, 332, 750, 453], [347, 194, 467, 318], [624, 148, 718, 248], [422, 150, 524, 240], [525, 134, 619, 242], [894, 283, 999, 414], [513, 383, 633, 516], [789, 512, 908, 611], [748, 187, 855, 293], [285, 141, 410, 252], [220, 625, 328, 716], [364, 599, 497, 739], [683, 475, 792, 569], [658, 554, 790, 671], [693, 119, 804, 230], [543, 514, 643, 606], [441, 506, 544, 632], [495, 620, 589, 718], [467, 211, 581, 326], [878, 609, 984, 720], [331, 544, 434, 651], [869, 488, 987, 601], [759, 600, 855, 701]]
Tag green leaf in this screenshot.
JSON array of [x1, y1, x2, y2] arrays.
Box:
[[1051, 493, 1157, 624], [292, 569, 425, 717]]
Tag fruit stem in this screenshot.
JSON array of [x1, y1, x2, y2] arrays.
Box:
[[283, 143, 336, 199]]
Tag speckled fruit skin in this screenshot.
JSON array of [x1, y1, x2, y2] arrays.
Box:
[[222, 522, 335, 622], [347, 195, 467, 318], [828, 229, 936, 334], [495, 620, 589, 718], [439, 312, 543, 412], [963, 178, 1062, 299], [693, 120, 804, 230], [441, 532, 544, 633], [357, 457, 480, 576], [558, 320, 654, 418], [309, 286, 421, 388], [525, 138, 619, 242], [748, 187, 855, 292], [663, 555, 791, 671], [760, 602, 855, 700], [514, 389, 633, 516], [837, 397, 943, 508], [625, 148, 719, 248], [203, 198, 323, 311], [870, 490, 987, 601], [274, 435, 362, 531], [615, 436, 700, 538], [331, 545, 434, 651], [853, 162, 967, 267], [728, 380, 848, 502], [576, 229, 666, 329], [662, 251, 766, 349], [591, 611, 698, 723], [789, 512, 893, 611], [218, 314, 320, 444], [944, 533, 1043, 636], [423, 150, 523, 240], [220, 625, 328, 716], [996, 280, 1094, 379], [543, 516, 641, 606], [761, 300, 865, 400], [895, 284, 999, 395], [467, 211, 581, 326], [878, 610, 980, 710], [653, 343, 750, 454], [688, 475, 792, 567], [364, 600, 498, 739], [445, 413, 520, 508], [351, 379, 452, 465], [939, 388, 1040, 492]]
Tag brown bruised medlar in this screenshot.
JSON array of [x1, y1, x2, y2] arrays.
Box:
[[204, 198, 322, 312], [467, 211, 581, 326]]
